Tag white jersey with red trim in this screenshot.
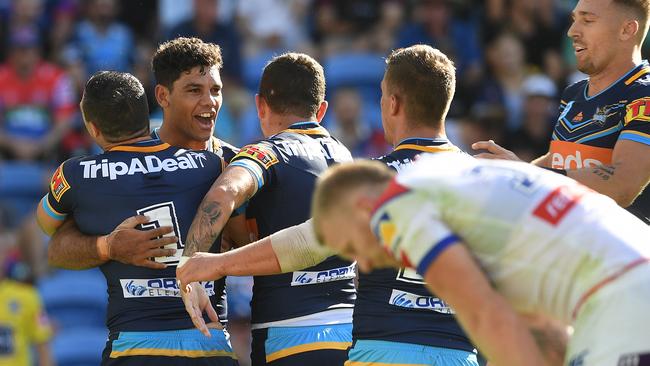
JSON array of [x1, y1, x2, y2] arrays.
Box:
[[371, 153, 650, 324]]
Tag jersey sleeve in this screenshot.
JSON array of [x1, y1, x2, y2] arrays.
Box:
[[43, 160, 75, 221], [621, 95, 650, 145], [229, 142, 279, 191], [371, 180, 460, 275]]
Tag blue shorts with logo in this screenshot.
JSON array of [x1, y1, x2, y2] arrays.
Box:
[[251, 324, 352, 366], [345, 340, 478, 366], [102, 328, 238, 366]]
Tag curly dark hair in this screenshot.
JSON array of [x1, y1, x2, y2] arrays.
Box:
[[152, 37, 223, 89]]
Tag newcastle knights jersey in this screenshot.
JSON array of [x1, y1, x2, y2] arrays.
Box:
[[352, 138, 474, 351], [230, 122, 356, 326], [45, 139, 227, 333], [553, 61, 650, 223]]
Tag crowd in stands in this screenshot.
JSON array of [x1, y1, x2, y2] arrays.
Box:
[[2, 0, 644, 364]]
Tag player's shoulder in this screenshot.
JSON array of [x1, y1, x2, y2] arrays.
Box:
[[560, 78, 588, 103], [232, 140, 279, 169], [209, 136, 240, 163]]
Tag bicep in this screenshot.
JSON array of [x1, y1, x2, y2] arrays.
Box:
[[611, 139, 650, 192]]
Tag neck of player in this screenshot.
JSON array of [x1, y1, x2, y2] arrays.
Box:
[[391, 121, 446, 146], [157, 124, 209, 151], [587, 51, 642, 97]]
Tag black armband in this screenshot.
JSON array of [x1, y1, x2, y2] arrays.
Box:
[[541, 166, 567, 176]]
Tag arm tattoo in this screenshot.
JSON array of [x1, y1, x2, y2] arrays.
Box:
[[592, 165, 616, 181], [184, 201, 223, 256]]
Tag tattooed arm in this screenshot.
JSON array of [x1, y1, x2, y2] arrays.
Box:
[[183, 165, 257, 257], [567, 140, 650, 207]]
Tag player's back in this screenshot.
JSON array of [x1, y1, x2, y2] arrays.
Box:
[[385, 153, 650, 324], [51, 139, 225, 333]]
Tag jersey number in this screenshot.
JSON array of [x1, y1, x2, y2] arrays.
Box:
[[396, 268, 425, 284], [137, 201, 184, 265]]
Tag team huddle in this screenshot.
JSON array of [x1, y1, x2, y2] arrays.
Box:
[[34, 0, 650, 365]]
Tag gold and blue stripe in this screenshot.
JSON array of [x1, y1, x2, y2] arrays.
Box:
[[265, 324, 352, 363]]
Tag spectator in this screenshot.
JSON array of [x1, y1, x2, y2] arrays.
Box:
[[0, 0, 46, 63], [0, 26, 75, 162], [167, 0, 243, 84], [65, 0, 134, 76], [505, 74, 557, 162], [0, 215, 53, 366], [475, 31, 528, 131], [329, 87, 388, 157]]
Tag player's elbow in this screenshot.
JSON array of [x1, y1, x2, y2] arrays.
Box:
[[609, 184, 644, 208]]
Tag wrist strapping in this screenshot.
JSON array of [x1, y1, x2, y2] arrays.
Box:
[[270, 219, 335, 272], [96, 235, 110, 261]]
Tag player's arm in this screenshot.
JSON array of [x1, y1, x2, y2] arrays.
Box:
[[422, 243, 545, 366], [183, 143, 277, 257], [183, 165, 257, 257], [177, 219, 333, 284], [566, 139, 650, 207]]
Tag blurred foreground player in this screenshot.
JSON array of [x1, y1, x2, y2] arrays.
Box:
[[313, 154, 650, 366], [36, 71, 237, 365]]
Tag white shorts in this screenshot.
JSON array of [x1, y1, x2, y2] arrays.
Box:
[[566, 262, 650, 366]]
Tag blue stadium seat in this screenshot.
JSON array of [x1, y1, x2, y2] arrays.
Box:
[[243, 50, 278, 91], [324, 52, 385, 90], [51, 327, 107, 366], [0, 162, 50, 222], [38, 269, 107, 330]]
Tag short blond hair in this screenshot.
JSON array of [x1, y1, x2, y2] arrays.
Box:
[[312, 160, 395, 243]]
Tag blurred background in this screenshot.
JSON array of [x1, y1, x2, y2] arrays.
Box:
[[1, 0, 647, 365]]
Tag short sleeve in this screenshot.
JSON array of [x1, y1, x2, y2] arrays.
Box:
[[621, 96, 650, 145], [44, 160, 75, 219], [229, 142, 279, 191], [371, 181, 460, 275]]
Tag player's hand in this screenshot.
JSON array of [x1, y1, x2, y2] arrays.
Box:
[[180, 281, 222, 337], [104, 215, 178, 269], [176, 253, 223, 284], [471, 140, 522, 161]]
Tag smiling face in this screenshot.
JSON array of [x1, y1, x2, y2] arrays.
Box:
[[161, 65, 222, 147], [568, 0, 632, 75]]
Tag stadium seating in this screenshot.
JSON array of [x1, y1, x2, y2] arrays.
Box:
[[51, 327, 107, 366], [38, 268, 107, 330]]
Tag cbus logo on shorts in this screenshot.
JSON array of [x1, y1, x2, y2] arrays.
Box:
[[291, 263, 356, 286], [80, 152, 207, 180]]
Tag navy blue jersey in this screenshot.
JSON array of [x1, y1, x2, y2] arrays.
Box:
[[552, 61, 650, 223], [230, 122, 356, 325], [46, 139, 227, 333], [350, 138, 474, 351], [151, 128, 240, 164]]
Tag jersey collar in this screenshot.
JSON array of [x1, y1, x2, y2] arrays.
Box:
[[394, 137, 459, 153], [583, 60, 650, 101], [109, 139, 170, 152], [279, 121, 329, 136]]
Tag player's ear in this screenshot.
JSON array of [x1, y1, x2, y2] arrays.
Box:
[[255, 94, 266, 120], [155, 84, 170, 108], [84, 121, 101, 139], [316, 101, 328, 122], [390, 93, 400, 117], [620, 19, 639, 41]]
